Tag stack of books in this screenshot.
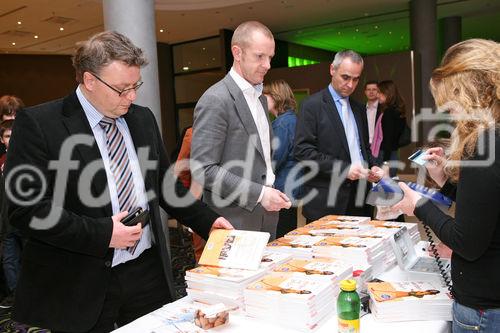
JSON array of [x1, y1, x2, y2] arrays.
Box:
[[266, 235, 325, 258], [367, 281, 453, 322], [272, 257, 353, 284], [312, 235, 387, 276], [244, 272, 337, 331], [187, 230, 283, 309], [186, 264, 268, 309], [369, 220, 421, 244]]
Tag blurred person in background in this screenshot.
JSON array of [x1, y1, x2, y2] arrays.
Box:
[[394, 39, 500, 333], [0, 95, 23, 157], [264, 79, 301, 238], [377, 80, 408, 177]]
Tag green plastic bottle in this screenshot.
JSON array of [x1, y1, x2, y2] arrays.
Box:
[[337, 279, 360, 333]]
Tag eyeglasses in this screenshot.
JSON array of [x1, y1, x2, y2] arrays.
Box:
[[90, 72, 144, 97]]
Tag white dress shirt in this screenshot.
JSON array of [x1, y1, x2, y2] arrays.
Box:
[[366, 100, 378, 144], [76, 86, 151, 267]]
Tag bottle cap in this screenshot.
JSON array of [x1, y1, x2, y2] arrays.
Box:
[[340, 279, 357, 291]]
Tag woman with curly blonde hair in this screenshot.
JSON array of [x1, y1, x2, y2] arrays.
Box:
[[394, 39, 500, 332]]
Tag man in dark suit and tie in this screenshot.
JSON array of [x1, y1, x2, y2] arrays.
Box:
[[4, 31, 232, 333], [294, 50, 384, 222]]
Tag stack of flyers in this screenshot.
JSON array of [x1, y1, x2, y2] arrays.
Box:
[[186, 251, 292, 309], [267, 235, 326, 258], [312, 235, 386, 271], [369, 220, 421, 244], [244, 272, 337, 331], [367, 281, 453, 322], [273, 257, 352, 285]]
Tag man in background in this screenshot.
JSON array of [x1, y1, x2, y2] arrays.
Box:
[[364, 81, 381, 146], [191, 21, 291, 240]]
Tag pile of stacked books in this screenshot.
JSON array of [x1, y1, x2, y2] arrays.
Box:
[[244, 272, 337, 331], [272, 257, 353, 285], [311, 235, 387, 276], [369, 220, 421, 244], [186, 251, 291, 309], [367, 281, 453, 322]]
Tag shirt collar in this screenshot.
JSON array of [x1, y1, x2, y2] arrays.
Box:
[[367, 100, 378, 109], [76, 85, 107, 129], [229, 67, 263, 97], [328, 83, 348, 104]]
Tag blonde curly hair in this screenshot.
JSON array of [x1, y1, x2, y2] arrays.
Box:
[[429, 39, 500, 181]]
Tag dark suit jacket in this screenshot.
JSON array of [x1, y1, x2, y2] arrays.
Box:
[[380, 105, 407, 161], [294, 87, 377, 220], [4, 92, 219, 332]]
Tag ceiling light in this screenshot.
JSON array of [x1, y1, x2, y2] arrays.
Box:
[[34, 35, 39, 39], [160, 29, 164, 33], [11, 42, 16, 46], [182, 66, 189, 71], [17, 21, 22, 25], [59, 27, 64, 31]]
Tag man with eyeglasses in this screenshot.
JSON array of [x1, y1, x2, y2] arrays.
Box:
[[294, 50, 384, 222], [4, 31, 232, 333]]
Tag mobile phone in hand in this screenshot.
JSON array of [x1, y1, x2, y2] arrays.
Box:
[[408, 149, 428, 166], [121, 208, 150, 227]]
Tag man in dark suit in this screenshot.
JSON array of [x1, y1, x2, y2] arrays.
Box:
[[294, 50, 384, 222], [4, 31, 232, 333]]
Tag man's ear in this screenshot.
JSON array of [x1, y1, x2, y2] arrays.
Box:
[[82, 72, 96, 91], [231, 45, 242, 62], [329, 63, 336, 77]]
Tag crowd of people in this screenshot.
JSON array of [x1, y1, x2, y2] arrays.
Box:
[[0, 19, 498, 333]]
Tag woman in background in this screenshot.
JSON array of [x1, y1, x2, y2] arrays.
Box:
[[394, 39, 500, 332], [264, 80, 300, 238], [377, 80, 408, 177]]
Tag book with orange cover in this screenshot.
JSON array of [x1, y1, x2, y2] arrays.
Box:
[[272, 257, 352, 282], [367, 281, 452, 322], [198, 229, 269, 270]]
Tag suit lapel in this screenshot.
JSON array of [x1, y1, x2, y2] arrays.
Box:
[[351, 102, 369, 160], [322, 89, 350, 155], [223, 75, 266, 161], [61, 93, 111, 214], [123, 106, 155, 197]]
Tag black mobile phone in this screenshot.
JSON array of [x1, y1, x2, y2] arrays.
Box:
[[121, 208, 150, 227]]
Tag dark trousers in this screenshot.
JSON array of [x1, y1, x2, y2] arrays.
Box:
[[2, 229, 23, 292], [55, 247, 171, 333], [276, 206, 298, 239]]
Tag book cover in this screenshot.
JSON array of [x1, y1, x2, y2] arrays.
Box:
[[199, 229, 270, 270]]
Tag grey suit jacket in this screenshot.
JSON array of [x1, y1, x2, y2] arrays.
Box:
[[191, 74, 278, 238]]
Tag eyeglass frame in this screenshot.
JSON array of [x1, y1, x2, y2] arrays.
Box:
[[89, 72, 144, 97]]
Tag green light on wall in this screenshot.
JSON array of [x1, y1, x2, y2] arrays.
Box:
[[288, 56, 319, 67]]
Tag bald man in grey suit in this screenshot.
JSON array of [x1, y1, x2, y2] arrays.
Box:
[[191, 21, 291, 240]]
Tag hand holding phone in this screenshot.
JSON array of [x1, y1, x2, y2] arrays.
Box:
[[121, 208, 150, 227], [408, 149, 428, 166]]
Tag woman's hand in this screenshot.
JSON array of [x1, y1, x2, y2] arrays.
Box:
[[392, 182, 423, 216], [422, 147, 448, 187]]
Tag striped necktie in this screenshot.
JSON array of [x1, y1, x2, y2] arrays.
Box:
[[99, 117, 138, 213]]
